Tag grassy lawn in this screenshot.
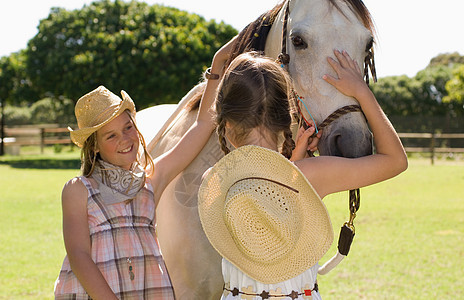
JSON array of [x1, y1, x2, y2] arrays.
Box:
[[319, 157, 464, 299], [0, 148, 463, 299], [0, 147, 80, 299]]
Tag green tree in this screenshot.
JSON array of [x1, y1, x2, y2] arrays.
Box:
[[411, 65, 454, 116], [371, 75, 417, 116], [26, 0, 236, 108], [0, 51, 38, 106], [428, 52, 464, 68], [443, 65, 464, 110], [372, 55, 464, 117], [30, 97, 75, 125], [0, 56, 14, 103]]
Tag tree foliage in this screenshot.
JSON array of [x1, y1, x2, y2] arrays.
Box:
[[25, 0, 236, 108], [428, 52, 464, 68], [0, 51, 38, 105], [30, 97, 75, 125], [372, 54, 463, 117], [444, 65, 464, 106]]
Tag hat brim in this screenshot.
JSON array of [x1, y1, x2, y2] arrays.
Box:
[[198, 145, 333, 284], [69, 90, 136, 147]]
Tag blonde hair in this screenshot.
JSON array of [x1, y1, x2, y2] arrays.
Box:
[[80, 110, 154, 177], [216, 52, 296, 159]]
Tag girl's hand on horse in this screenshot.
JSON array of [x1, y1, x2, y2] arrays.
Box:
[[290, 122, 321, 161], [323, 50, 367, 100]]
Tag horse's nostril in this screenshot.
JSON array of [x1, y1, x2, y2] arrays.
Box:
[[334, 135, 345, 157], [321, 133, 343, 157], [338, 132, 372, 158], [321, 129, 372, 158]]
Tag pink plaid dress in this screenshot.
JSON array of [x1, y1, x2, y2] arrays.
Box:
[[54, 176, 175, 299]]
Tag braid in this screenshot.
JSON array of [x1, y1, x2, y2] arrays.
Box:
[[281, 128, 295, 159], [217, 120, 230, 155]]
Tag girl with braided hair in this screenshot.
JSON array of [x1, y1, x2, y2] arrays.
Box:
[[199, 51, 407, 299], [215, 52, 321, 160]]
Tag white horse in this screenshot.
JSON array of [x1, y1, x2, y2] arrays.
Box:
[[137, 0, 376, 298]]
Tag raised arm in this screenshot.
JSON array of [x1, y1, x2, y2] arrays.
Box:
[[150, 37, 236, 201], [296, 50, 408, 198]]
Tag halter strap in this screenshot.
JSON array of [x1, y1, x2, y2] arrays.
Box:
[[318, 105, 362, 129], [293, 90, 319, 133], [277, 0, 290, 67], [295, 90, 362, 133]]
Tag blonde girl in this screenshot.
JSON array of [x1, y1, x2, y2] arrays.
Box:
[[54, 39, 235, 299]]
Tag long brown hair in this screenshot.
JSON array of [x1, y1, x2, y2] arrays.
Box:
[[80, 110, 154, 177], [216, 52, 296, 159]]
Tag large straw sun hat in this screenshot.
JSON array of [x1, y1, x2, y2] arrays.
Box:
[[68, 85, 136, 147], [198, 145, 333, 284]]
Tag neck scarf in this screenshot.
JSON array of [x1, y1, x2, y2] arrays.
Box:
[[92, 159, 146, 205]]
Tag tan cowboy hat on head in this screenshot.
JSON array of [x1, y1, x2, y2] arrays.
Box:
[[68, 85, 136, 147], [198, 145, 333, 284]]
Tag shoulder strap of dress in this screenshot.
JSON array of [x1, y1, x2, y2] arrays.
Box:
[[78, 176, 98, 196], [78, 175, 91, 188]]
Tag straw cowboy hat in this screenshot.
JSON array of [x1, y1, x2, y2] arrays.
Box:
[[68, 85, 136, 147], [198, 145, 333, 284]]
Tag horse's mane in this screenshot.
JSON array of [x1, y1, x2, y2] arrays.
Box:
[[224, 1, 286, 66], [185, 1, 285, 111], [185, 0, 375, 111]]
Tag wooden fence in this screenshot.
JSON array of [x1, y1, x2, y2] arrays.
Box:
[[398, 132, 464, 165], [2, 125, 73, 155], [1, 126, 464, 164]]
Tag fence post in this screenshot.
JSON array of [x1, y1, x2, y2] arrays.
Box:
[[40, 128, 45, 154], [430, 130, 435, 165]]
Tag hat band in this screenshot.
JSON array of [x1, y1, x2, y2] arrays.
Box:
[[229, 177, 299, 194], [224, 283, 318, 299]]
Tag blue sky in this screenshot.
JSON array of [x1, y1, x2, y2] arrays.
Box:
[[1, 0, 463, 78]]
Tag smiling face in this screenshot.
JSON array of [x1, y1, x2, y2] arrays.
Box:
[[96, 111, 140, 170]]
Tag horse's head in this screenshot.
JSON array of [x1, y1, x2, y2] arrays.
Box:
[[266, 0, 376, 157]]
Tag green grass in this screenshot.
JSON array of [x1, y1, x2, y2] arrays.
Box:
[[319, 158, 464, 299], [0, 148, 80, 299], [0, 149, 463, 299]]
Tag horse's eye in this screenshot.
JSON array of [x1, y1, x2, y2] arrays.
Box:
[[291, 35, 307, 49]]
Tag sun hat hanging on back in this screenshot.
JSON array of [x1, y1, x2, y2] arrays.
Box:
[[68, 85, 136, 147], [198, 145, 333, 284]]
